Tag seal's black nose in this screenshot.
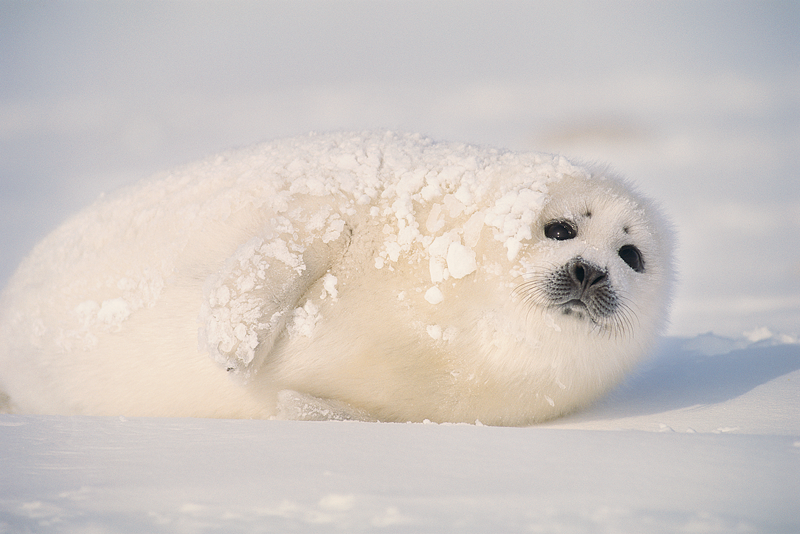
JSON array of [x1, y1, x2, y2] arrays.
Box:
[[568, 258, 608, 294]]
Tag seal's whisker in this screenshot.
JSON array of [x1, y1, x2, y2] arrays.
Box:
[[513, 258, 646, 340]]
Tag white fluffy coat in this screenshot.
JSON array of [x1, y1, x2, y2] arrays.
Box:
[[0, 132, 673, 425]]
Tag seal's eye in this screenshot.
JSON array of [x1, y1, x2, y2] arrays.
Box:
[[618, 245, 645, 273], [544, 220, 576, 241]]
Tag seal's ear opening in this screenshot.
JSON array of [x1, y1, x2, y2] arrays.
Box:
[[198, 227, 352, 381]]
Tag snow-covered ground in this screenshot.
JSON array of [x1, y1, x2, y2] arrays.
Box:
[[1, 2, 798, 532], [1, 333, 799, 533]]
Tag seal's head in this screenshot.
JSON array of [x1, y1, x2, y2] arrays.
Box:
[[514, 171, 673, 359]]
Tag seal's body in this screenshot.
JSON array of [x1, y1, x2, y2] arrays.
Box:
[[0, 132, 673, 425]]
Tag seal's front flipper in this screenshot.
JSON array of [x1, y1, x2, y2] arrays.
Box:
[[199, 227, 350, 379], [274, 389, 373, 421]]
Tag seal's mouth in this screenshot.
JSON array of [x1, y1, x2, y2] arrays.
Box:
[[559, 299, 590, 320]]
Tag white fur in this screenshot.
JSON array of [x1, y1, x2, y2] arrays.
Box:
[[0, 132, 673, 425]]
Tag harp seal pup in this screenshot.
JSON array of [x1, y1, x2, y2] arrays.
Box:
[[0, 132, 673, 426]]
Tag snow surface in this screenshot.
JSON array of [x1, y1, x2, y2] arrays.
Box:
[[4, 414, 797, 534], [1, 1, 798, 533], [1, 332, 797, 533]]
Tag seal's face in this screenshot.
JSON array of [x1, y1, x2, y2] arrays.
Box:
[[542, 256, 624, 326], [516, 174, 671, 338]]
